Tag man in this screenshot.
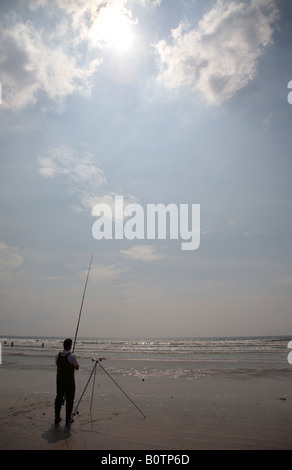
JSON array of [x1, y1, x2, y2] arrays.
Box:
[[54, 338, 79, 426]]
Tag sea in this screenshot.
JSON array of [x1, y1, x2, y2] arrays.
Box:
[[1, 335, 291, 380]]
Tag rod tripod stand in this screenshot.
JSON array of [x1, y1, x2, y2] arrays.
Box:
[[70, 359, 146, 425]]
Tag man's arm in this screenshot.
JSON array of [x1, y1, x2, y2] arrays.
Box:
[[67, 352, 80, 370]]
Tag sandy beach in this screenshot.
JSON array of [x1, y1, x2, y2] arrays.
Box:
[[0, 355, 292, 451]]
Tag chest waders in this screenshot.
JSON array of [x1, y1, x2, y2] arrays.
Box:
[[54, 353, 76, 426]]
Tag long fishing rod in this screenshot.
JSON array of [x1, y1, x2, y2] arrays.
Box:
[[70, 252, 146, 424], [72, 253, 94, 353]]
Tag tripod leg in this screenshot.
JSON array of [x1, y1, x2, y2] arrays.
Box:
[[90, 362, 97, 412], [97, 361, 146, 419], [69, 361, 98, 425]]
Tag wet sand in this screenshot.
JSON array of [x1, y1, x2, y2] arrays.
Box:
[[0, 360, 292, 450]]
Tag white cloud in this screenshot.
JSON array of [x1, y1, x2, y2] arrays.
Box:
[[38, 145, 138, 213], [262, 111, 274, 131], [155, 0, 279, 105], [120, 245, 163, 261], [38, 145, 107, 211], [0, 241, 23, 281], [87, 263, 124, 283], [0, 0, 162, 110], [0, 21, 101, 110]]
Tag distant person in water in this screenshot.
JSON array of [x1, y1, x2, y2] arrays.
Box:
[[54, 338, 79, 426]]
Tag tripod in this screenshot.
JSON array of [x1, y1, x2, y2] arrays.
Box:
[[70, 359, 146, 425]]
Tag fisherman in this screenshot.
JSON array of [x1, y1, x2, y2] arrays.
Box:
[[54, 338, 79, 426]]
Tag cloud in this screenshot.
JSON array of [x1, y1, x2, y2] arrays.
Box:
[[277, 278, 292, 285], [0, 20, 100, 110], [262, 111, 274, 131], [0, 0, 163, 110], [155, 0, 279, 105], [120, 245, 164, 261], [38, 145, 108, 211], [87, 263, 125, 283], [38, 145, 138, 213], [0, 241, 23, 281]]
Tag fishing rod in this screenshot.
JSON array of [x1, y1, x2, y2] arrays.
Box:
[[72, 253, 94, 353], [69, 252, 146, 425]]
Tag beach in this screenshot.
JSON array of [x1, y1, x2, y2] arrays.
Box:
[[0, 337, 292, 451], [1, 376, 292, 450]]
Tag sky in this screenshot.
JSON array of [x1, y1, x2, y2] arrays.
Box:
[[0, 0, 291, 339]]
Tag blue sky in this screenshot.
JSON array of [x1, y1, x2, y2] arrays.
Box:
[[0, 0, 291, 338]]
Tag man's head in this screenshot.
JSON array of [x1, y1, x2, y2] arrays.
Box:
[[63, 338, 72, 351]]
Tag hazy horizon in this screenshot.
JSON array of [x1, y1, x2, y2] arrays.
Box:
[[0, 0, 292, 339]]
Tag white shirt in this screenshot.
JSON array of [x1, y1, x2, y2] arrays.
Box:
[[55, 350, 79, 368]]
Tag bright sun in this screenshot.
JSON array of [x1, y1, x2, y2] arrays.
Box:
[[91, 4, 136, 53]]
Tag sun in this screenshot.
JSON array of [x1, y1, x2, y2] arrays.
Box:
[[91, 4, 136, 54]]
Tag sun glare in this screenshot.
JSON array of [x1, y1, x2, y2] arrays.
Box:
[[92, 4, 136, 53]]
